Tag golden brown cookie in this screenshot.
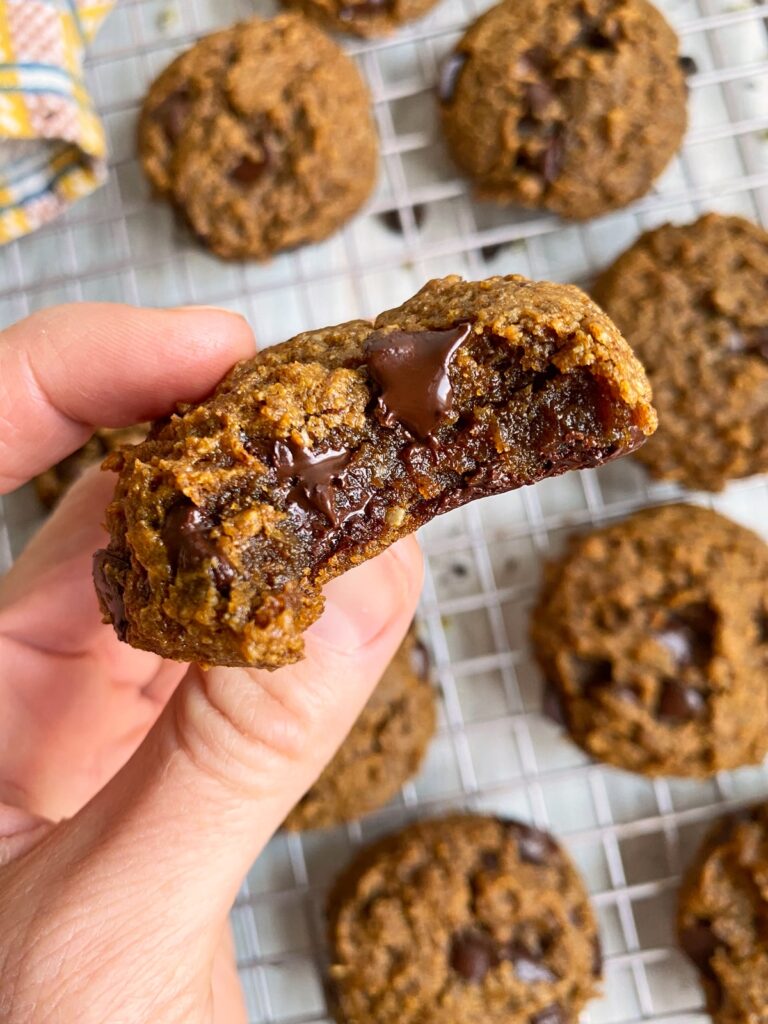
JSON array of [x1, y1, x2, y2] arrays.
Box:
[[678, 805, 768, 1023], [531, 504, 768, 777], [138, 14, 378, 260], [284, 627, 435, 830], [327, 815, 602, 1024], [93, 274, 656, 670], [280, 0, 438, 38], [35, 426, 148, 509], [439, 0, 687, 220], [593, 214, 768, 491]]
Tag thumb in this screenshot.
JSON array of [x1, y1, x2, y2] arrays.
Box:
[[0, 539, 423, 1019]]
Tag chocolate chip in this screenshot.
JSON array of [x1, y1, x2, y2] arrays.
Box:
[[504, 821, 558, 865], [542, 134, 564, 184], [438, 52, 468, 104], [162, 500, 235, 592], [450, 930, 498, 981], [575, 14, 621, 49], [365, 322, 472, 440], [273, 439, 361, 528], [680, 920, 720, 978], [338, 0, 390, 19], [154, 88, 191, 145], [93, 549, 130, 640], [530, 1005, 565, 1024], [525, 81, 554, 118], [678, 55, 699, 76], [542, 680, 567, 726], [378, 204, 427, 235], [480, 850, 500, 870], [229, 155, 266, 186], [409, 637, 431, 680], [503, 944, 557, 983], [592, 934, 603, 977], [518, 46, 550, 75], [658, 680, 706, 723], [758, 611, 768, 644], [571, 656, 613, 693], [654, 603, 716, 668]]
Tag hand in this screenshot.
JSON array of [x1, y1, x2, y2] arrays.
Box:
[[0, 304, 423, 1024]]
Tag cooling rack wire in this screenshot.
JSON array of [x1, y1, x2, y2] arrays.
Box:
[[0, 0, 766, 1019]]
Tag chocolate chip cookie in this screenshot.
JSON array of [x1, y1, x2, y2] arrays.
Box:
[[678, 805, 768, 1023], [593, 214, 768, 491], [439, 0, 687, 220], [284, 626, 436, 830], [94, 274, 656, 670], [138, 14, 378, 260], [35, 426, 148, 509], [280, 0, 438, 38], [327, 814, 602, 1024], [532, 504, 768, 778]]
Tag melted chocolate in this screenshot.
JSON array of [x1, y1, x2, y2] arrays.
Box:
[[274, 439, 365, 528], [438, 52, 468, 104], [162, 501, 234, 592], [365, 322, 472, 440], [93, 549, 130, 640]]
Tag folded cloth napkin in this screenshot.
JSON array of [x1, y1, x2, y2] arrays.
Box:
[[0, 0, 113, 244]]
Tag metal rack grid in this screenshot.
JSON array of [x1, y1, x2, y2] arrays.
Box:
[[1, 0, 767, 1020]]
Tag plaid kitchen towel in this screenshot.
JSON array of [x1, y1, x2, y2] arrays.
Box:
[[0, 0, 113, 244]]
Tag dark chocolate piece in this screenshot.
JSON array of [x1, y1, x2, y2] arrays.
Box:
[[92, 550, 130, 640], [505, 822, 558, 865], [366, 322, 472, 440], [450, 930, 497, 981], [658, 680, 706, 723], [229, 155, 267, 185], [678, 55, 698, 76], [680, 921, 720, 977], [162, 501, 234, 591], [273, 439, 357, 528], [154, 88, 191, 144], [530, 1006, 565, 1024], [504, 944, 557, 983], [378, 204, 427, 235]]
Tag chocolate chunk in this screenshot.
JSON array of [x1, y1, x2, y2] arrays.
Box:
[[450, 930, 498, 981], [678, 55, 699, 76], [503, 943, 557, 983], [655, 603, 716, 668], [366, 322, 473, 440], [273, 439, 359, 528], [592, 934, 603, 977], [339, 0, 390, 20], [680, 920, 720, 977], [542, 133, 564, 184], [525, 81, 554, 118], [542, 680, 567, 726], [504, 822, 558, 865], [758, 611, 768, 644], [530, 1005, 565, 1024], [571, 656, 613, 693], [518, 46, 550, 75], [162, 501, 235, 591], [438, 52, 468, 104], [154, 88, 191, 145], [92, 549, 130, 640], [229, 155, 266, 186], [480, 850, 500, 870], [378, 204, 427, 235], [480, 242, 506, 262], [658, 680, 706, 723], [725, 325, 768, 359], [409, 637, 431, 680]]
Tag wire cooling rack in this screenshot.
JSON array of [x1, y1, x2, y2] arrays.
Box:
[[1, 0, 767, 1020]]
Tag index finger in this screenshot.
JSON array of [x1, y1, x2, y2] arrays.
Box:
[[0, 303, 255, 494]]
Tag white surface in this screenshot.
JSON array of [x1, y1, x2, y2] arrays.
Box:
[[1, 0, 767, 1021]]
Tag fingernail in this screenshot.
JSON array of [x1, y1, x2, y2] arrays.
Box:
[[173, 304, 244, 316], [308, 543, 418, 653]]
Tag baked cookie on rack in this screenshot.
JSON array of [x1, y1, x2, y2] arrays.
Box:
[[284, 626, 436, 830], [93, 274, 657, 669], [439, 0, 687, 220], [531, 504, 768, 777], [327, 814, 602, 1023], [280, 0, 439, 38], [138, 14, 378, 260], [35, 425, 148, 509], [593, 213, 768, 491], [678, 804, 768, 1023]]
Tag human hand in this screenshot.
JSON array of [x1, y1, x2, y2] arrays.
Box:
[[0, 304, 423, 1023]]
